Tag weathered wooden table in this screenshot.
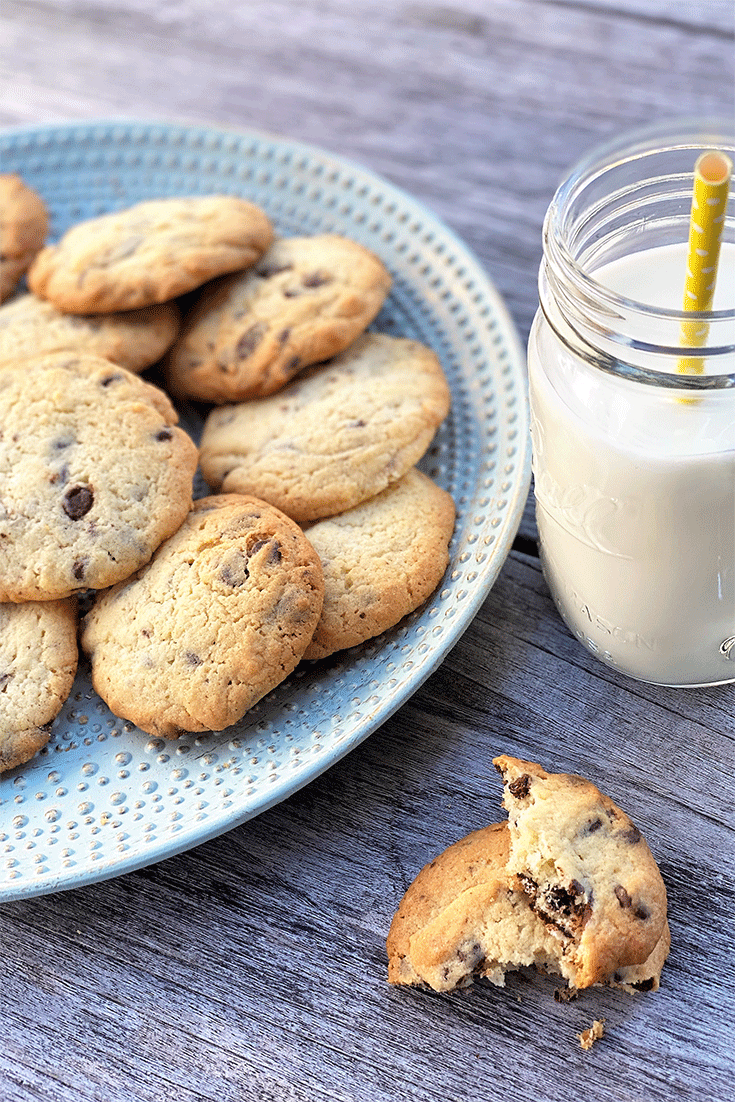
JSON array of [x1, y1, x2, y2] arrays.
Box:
[[1, 2, 733, 1099]]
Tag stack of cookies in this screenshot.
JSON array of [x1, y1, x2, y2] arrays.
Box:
[[0, 181, 456, 768]]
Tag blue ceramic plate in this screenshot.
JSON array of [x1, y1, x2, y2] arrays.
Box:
[[0, 120, 531, 900]]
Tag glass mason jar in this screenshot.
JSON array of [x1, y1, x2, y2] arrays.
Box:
[[527, 121, 735, 687]]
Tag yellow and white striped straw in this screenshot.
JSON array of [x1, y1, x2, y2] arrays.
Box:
[[678, 149, 732, 377]]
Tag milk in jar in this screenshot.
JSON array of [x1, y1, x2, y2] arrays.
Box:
[[528, 124, 735, 686]]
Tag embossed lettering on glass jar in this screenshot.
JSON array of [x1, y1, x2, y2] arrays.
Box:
[[528, 121, 735, 686]]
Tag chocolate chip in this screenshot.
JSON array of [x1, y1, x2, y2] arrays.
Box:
[[220, 564, 248, 586], [255, 262, 293, 278], [302, 271, 331, 288], [267, 540, 282, 565], [518, 872, 536, 896], [100, 373, 123, 387], [51, 437, 73, 451], [72, 558, 87, 581], [532, 879, 591, 937], [0, 672, 13, 691], [184, 652, 203, 667], [141, 629, 151, 638], [620, 824, 642, 844], [519, 873, 581, 937], [456, 942, 483, 967], [546, 885, 578, 915], [634, 904, 650, 921], [278, 328, 291, 344], [62, 485, 94, 520], [284, 355, 301, 376], [615, 885, 632, 908], [508, 774, 531, 799], [235, 322, 268, 360], [583, 817, 604, 835], [219, 551, 251, 587], [156, 428, 173, 441]]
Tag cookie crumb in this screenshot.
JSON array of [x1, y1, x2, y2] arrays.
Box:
[[577, 1019, 605, 1050]]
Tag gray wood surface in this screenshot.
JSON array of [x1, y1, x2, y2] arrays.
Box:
[[1, 2, 734, 1100]]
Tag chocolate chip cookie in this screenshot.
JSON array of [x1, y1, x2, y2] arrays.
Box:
[[0, 597, 78, 773], [28, 195, 273, 313], [81, 494, 324, 738], [387, 756, 669, 994], [199, 333, 451, 523], [0, 293, 180, 372], [494, 754, 669, 989], [0, 352, 198, 602], [164, 234, 392, 401], [387, 822, 566, 991], [0, 174, 49, 302], [303, 468, 455, 659]]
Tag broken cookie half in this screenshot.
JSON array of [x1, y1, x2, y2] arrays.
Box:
[[386, 755, 669, 995]]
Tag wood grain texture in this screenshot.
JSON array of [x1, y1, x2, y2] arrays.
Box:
[[0, 2, 734, 1100], [2, 554, 733, 1102], [2, 0, 733, 340]]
